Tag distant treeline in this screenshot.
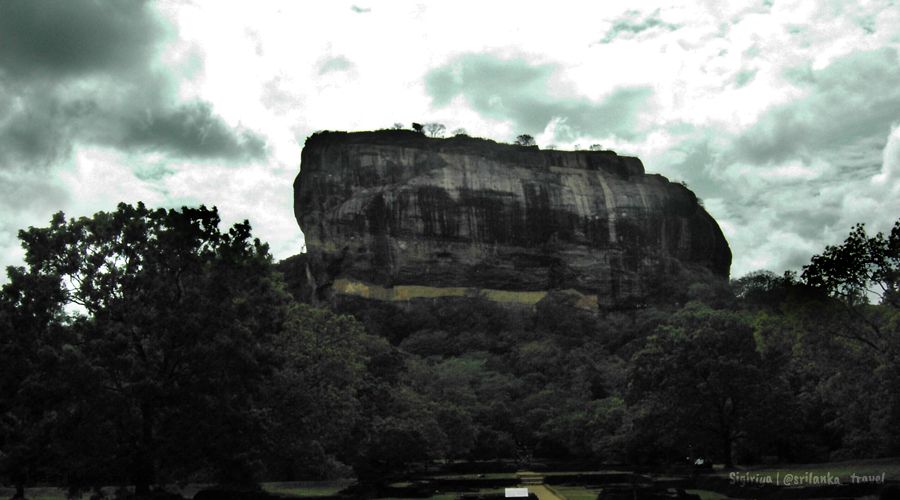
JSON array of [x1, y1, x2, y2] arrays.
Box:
[[1, 203, 898, 497]]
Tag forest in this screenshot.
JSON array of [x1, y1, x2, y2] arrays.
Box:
[[1, 202, 898, 498]]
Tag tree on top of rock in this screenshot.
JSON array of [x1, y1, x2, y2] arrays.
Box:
[[424, 123, 446, 138], [515, 134, 536, 146]]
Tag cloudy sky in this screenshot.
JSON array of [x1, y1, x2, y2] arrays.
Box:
[[1, 0, 899, 280]]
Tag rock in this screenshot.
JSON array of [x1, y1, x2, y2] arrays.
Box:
[[294, 130, 731, 308]]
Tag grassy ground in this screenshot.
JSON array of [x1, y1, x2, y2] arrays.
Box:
[[263, 481, 353, 497], [4, 459, 897, 499], [547, 485, 598, 500], [0, 486, 71, 500], [426, 472, 518, 480], [378, 496, 457, 500], [716, 457, 900, 482], [685, 489, 728, 500], [0, 482, 353, 500], [541, 470, 630, 477]]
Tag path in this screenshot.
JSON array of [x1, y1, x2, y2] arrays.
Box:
[[515, 472, 565, 500], [527, 483, 565, 500]]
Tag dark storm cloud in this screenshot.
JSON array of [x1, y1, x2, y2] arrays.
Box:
[[0, 83, 102, 169], [119, 103, 267, 160], [425, 54, 652, 140], [0, 170, 70, 216], [598, 9, 680, 44], [0, 0, 160, 79], [0, 0, 267, 171], [733, 48, 900, 165]]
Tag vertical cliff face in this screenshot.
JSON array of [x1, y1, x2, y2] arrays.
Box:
[[294, 130, 731, 308]]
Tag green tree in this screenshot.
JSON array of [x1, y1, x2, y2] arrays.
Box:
[[0, 269, 71, 498], [793, 220, 900, 456], [349, 384, 444, 485], [627, 302, 781, 466], [801, 220, 899, 357], [515, 134, 536, 146], [423, 122, 446, 138], [5, 203, 290, 494], [802, 220, 899, 308], [266, 304, 371, 479]]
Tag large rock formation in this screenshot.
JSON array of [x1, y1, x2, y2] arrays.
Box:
[[294, 130, 730, 308]]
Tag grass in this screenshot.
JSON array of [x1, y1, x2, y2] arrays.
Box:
[[715, 458, 900, 482], [0, 482, 352, 500], [263, 481, 351, 497], [685, 489, 728, 500], [6, 460, 898, 500], [427, 472, 518, 480], [378, 496, 457, 500], [0, 486, 69, 500], [541, 470, 632, 477], [550, 485, 599, 500]]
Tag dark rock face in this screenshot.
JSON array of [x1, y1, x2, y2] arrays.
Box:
[[294, 130, 731, 307]]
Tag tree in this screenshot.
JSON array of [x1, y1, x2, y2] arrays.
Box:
[[5, 203, 290, 494], [627, 302, 783, 466], [589, 144, 604, 151], [391, 122, 404, 130], [802, 220, 899, 308], [266, 304, 371, 479], [515, 134, 536, 146], [798, 220, 900, 455], [798, 220, 900, 357], [411, 123, 424, 134], [452, 128, 468, 136], [423, 122, 446, 138], [0, 269, 70, 499]]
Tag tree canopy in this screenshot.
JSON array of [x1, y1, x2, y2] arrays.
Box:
[[1, 203, 291, 494], [3, 205, 899, 495], [515, 134, 536, 146], [802, 221, 899, 308]]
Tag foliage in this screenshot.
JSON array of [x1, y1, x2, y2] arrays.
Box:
[[800, 220, 900, 359], [626, 302, 788, 466], [5, 205, 900, 489], [802, 220, 899, 308], [2, 203, 290, 493], [0, 270, 70, 497], [423, 123, 446, 138], [266, 304, 373, 479], [514, 134, 536, 146]]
